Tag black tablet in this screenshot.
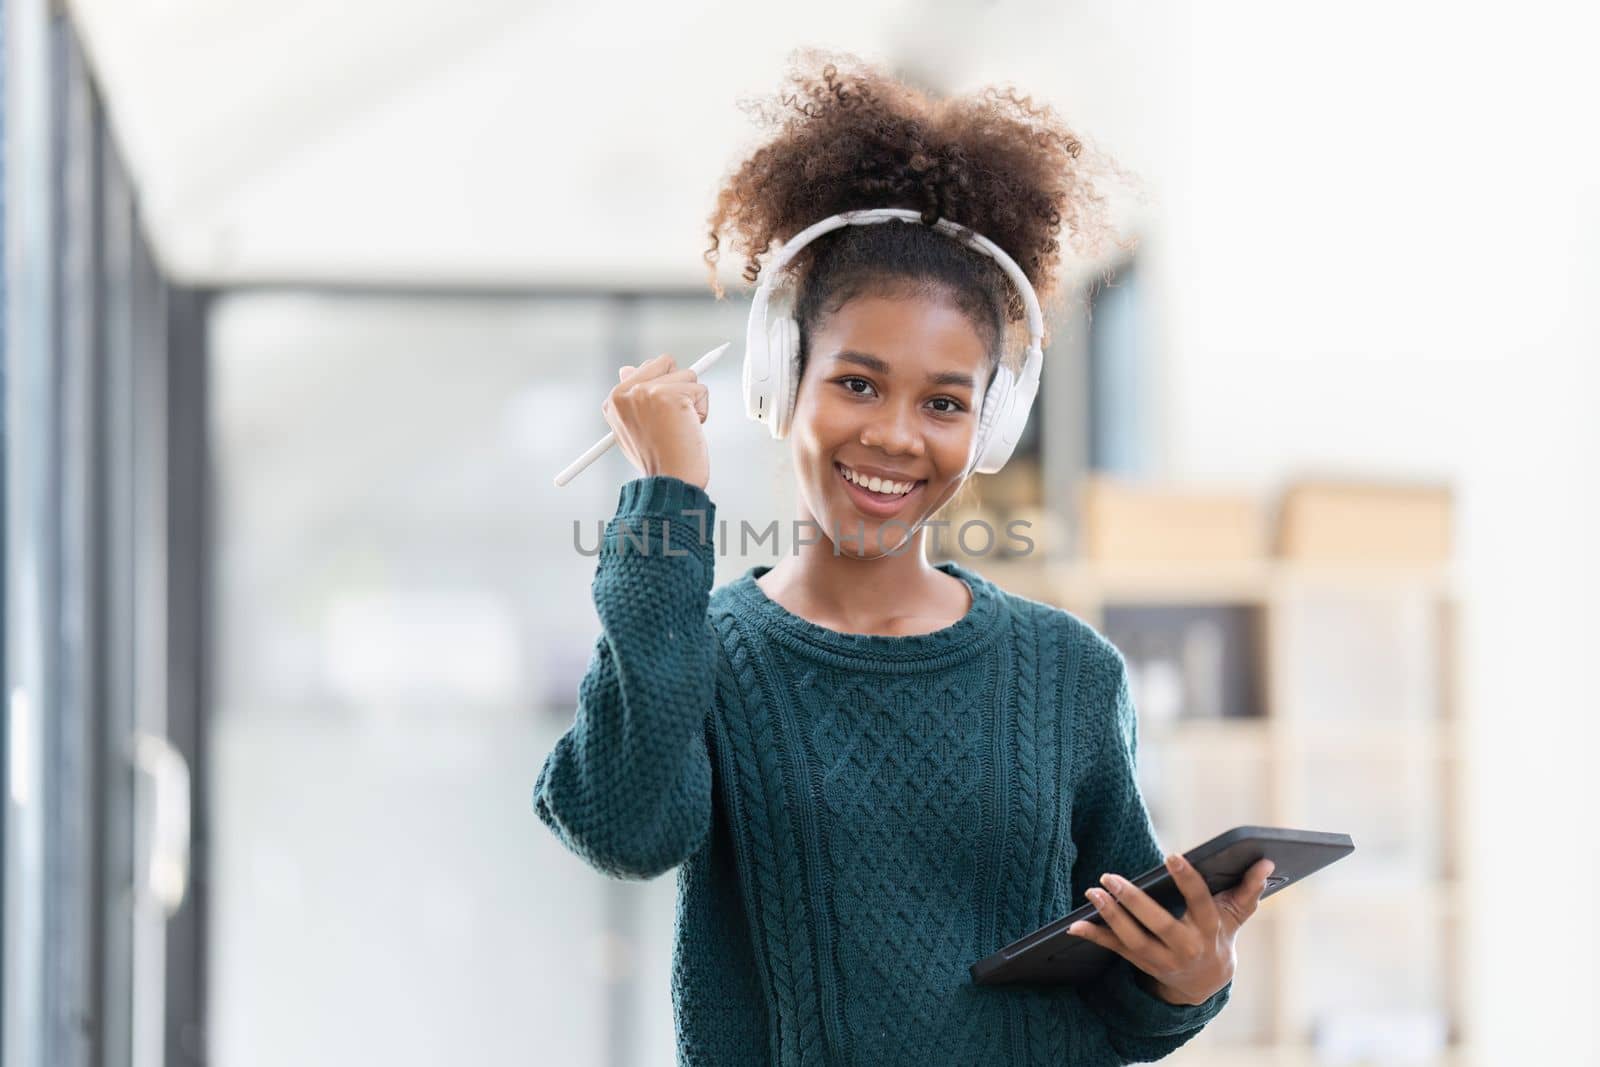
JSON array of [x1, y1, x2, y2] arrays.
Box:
[[970, 825, 1354, 986]]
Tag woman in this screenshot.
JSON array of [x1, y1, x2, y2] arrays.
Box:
[[534, 50, 1274, 1065]]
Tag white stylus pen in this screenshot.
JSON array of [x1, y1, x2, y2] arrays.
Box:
[[553, 341, 732, 488]]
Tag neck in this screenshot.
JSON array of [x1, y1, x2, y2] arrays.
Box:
[[766, 501, 958, 632]]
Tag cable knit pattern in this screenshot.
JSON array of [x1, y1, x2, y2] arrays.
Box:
[[535, 475, 1232, 1065]]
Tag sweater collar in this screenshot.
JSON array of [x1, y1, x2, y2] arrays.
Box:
[[725, 560, 1007, 669]]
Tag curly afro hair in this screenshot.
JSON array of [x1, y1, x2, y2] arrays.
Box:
[[704, 48, 1132, 378]]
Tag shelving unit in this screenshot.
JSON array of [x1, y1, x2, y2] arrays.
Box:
[[972, 556, 1473, 1067]]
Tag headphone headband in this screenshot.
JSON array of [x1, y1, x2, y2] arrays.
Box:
[[746, 207, 1045, 367]]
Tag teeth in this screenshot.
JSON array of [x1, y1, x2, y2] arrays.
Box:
[[840, 464, 915, 496]]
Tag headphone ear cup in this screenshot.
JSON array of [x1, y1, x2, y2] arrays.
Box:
[[742, 315, 770, 424], [767, 316, 801, 440], [741, 333, 760, 420], [969, 365, 1018, 476], [972, 348, 1044, 474]]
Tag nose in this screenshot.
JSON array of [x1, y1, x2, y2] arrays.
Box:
[[859, 402, 925, 457]]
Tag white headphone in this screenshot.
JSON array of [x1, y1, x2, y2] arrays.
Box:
[[741, 207, 1045, 480]]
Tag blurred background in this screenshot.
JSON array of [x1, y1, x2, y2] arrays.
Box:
[[3, 2, 1597, 1066]]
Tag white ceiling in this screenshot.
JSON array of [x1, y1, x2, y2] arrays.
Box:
[[66, 0, 1157, 288]]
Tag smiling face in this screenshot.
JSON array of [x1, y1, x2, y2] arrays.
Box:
[[789, 290, 995, 557]]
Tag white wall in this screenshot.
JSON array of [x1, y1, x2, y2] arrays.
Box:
[[1147, 6, 1600, 1062]]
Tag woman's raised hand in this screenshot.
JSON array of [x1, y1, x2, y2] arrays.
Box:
[[602, 354, 712, 490]]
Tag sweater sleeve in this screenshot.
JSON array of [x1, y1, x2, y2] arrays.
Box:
[[1068, 635, 1231, 1062], [532, 475, 718, 881]]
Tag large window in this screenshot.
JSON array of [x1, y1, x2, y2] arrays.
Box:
[[208, 290, 776, 1067]]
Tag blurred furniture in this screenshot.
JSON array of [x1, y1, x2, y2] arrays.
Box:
[[1277, 478, 1454, 564], [976, 476, 1470, 1067], [1079, 475, 1267, 562]]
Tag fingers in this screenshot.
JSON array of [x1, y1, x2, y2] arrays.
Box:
[[1098, 874, 1177, 938], [637, 380, 707, 408], [1097, 873, 1200, 963], [619, 355, 670, 386], [1065, 915, 1135, 964], [1166, 852, 1222, 933], [609, 354, 700, 403], [608, 377, 709, 422], [610, 354, 709, 422], [616, 354, 669, 388], [618, 354, 700, 388], [654, 381, 709, 423], [1082, 884, 1177, 974], [1218, 858, 1276, 930]]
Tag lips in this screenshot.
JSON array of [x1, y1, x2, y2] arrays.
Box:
[[835, 462, 926, 519]]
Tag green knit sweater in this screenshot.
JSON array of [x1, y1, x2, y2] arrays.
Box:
[[534, 475, 1231, 1065]]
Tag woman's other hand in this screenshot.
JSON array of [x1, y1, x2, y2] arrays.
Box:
[[602, 354, 712, 489], [1068, 854, 1277, 1005]]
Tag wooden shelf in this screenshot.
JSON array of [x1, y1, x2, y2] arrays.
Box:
[[1054, 558, 1275, 603], [1143, 717, 1272, 756], [977, 557, 1460, 606], [1122, 708, 1464, 760], [1271, 562, 1458, 597], [1276, 879, 1467, 918], [1279, 719, 1467, 757]]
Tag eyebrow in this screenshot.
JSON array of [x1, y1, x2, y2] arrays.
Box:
[[831, 350, 977, 390]]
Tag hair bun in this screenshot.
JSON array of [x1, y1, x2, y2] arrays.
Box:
[[705, 47, 1132, 307]]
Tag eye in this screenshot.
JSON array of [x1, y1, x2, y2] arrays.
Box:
[[837, 375, 877, 397], [929, 396, 966, 415]]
